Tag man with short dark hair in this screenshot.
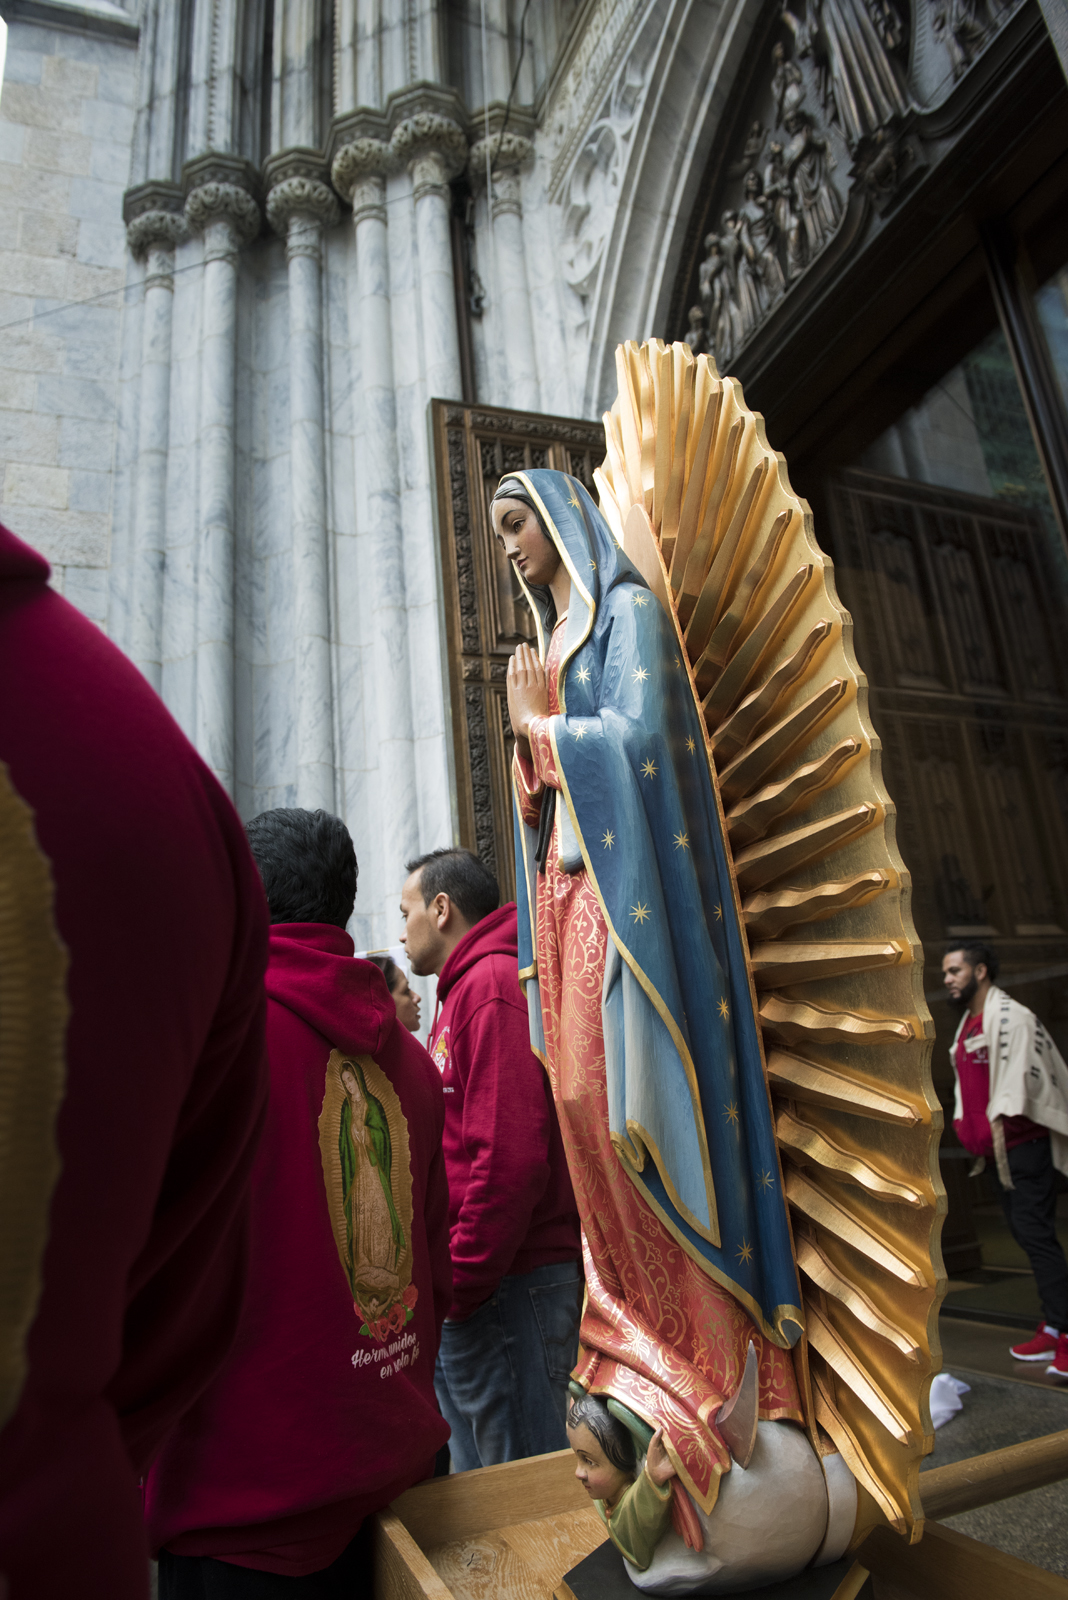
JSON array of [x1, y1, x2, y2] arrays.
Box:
[[148, 809, 452, 1595], [400, 847, 581, 1469], [944, 942, 1068, 1376]]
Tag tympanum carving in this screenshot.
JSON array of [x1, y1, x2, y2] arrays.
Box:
[[675, 0, 1021, 368]]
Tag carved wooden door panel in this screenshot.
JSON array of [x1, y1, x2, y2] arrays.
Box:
[[431, 400, 606, 904], [826, 467, 1068, 955]]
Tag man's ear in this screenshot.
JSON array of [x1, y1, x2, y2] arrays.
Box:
[[434, 893, 451, 931], [974, 962, 988, 986]]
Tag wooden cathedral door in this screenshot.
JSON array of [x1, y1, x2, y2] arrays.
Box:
[[431, 400, 605, 904]]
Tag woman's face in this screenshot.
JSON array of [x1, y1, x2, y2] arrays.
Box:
[[390, 974, 422, 1034], [340, 1065, 366, 1117], [492, 496, 561, 590]]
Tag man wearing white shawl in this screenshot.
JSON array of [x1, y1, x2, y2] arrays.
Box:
[[944, 942, 1068, 1377]]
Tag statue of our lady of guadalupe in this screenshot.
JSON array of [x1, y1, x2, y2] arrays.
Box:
[[499, 471, 842, 1589]]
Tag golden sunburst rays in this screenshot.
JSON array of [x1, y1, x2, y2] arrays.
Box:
[[596, 338, 943, 1544]]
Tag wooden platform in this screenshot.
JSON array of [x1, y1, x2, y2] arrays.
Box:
[[373, 1449, 1068, 1600], [376, 1449, 601, 1600]]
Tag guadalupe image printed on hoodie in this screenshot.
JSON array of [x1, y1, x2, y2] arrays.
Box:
[[319, 1049, 420, 1343]]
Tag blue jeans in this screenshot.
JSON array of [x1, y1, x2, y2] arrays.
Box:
[[434, 1259, 582, 1471]]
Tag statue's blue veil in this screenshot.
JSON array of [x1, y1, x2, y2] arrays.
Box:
[[506, 468, 803, 1348]]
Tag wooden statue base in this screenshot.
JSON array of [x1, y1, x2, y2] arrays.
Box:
[[557, 1541, 858, 1600], [373, 1449, 1068, 1600]]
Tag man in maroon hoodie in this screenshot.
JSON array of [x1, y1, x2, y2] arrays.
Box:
[[147, 809, 452, 1595], [0, 522, 269, 1600], [400, 847, 581, 1471]]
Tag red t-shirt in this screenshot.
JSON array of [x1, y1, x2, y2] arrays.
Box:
[[953, 1011, 1047, 1157]]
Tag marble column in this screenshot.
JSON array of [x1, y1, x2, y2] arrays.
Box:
[[266, 159, 341, 812], [470, 131, 538, 411], [391, 113, 468, 402], [332, 134, 421, 878], [184, 167, 260, 796], [124, 197, 187, 690]]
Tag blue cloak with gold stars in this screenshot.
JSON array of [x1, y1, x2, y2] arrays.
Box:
[[511, 469, 802, 1347]]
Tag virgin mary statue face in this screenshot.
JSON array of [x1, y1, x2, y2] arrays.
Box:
[[492, 496, 561, 590]]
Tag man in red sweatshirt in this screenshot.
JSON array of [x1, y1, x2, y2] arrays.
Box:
[[147, 809, 452, 1595], [0, 522, 269, 1600], [400, 847, 581, 1471]]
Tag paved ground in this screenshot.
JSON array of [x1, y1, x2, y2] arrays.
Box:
[[931, 1314, 1068, 1577]]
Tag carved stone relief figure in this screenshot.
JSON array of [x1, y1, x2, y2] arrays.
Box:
[[929, 0, 1003, 77], [764, 141, 806, 280], [691, 24, 849, 360], [722, 210, 767, 339], [781, 0, 909, 152], [698, 233, 744, 368], [783, 109, 843, 254], [729, 119, 769, 179], [685, 304, 709, 355], [739, 169, 787, 305], [771, 40, 807, 124]]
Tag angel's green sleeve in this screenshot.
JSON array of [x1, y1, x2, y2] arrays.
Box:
[[597, 1469, 674, 1571]]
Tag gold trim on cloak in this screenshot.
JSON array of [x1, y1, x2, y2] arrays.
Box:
[[0, 762, 68, 1432]]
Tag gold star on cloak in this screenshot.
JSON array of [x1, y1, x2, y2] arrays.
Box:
[[633, 591, 650, 607], [724, 1101, 740, 1127], [759, 1170, 775, 1191], [714, 902, 722, 920], [602, 830, 615, 849], [631, 902, 651, 924], [641, 759, 658, 780], [573, 724, 586, 739], [568, 488, 581, 509], [718, 997, 730, 1020], [576, 665, 591, 683], [633, 665, 649, 682], [589, 559, 597, 570], [686, 736, 696, 754], [736, 1239, 754, 1265], [674, 656, 682, 669], [673, 831, 689, 850]]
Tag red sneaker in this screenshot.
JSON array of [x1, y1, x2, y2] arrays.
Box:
[[1046, 1333, 1068, 1380], [1010, 1324, 1059, 1361]]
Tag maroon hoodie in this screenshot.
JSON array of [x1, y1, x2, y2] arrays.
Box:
[[431, 904, 580, 1320], [0, 524, 269, 1600], [145, 925, 451, 1575]]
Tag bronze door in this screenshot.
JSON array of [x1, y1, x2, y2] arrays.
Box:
[[826, 466, 1068, 958]]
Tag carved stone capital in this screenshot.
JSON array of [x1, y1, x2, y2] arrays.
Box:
[[182, 152, 261, 250], [126, 207, 188, 260], [391, 112, 468, 183], [265, 174, 340, 241], [330, 137, 394, 204], [468, 131, 533, 189], [123, 181, 187, 259], [123, 179, 184, 226], [184, 182, 261, 251]]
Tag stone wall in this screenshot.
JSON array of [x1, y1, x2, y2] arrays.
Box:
[[0, 17, 138, 629]]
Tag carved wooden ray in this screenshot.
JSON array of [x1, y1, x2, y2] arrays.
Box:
[[595, 339, 944, 1544]]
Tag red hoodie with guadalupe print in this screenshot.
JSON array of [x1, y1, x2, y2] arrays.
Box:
[[144, 925, 451, 1575], [431, 904, 580, 1321]]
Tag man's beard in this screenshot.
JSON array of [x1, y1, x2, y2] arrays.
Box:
[[950, 974, 978, 1009]]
